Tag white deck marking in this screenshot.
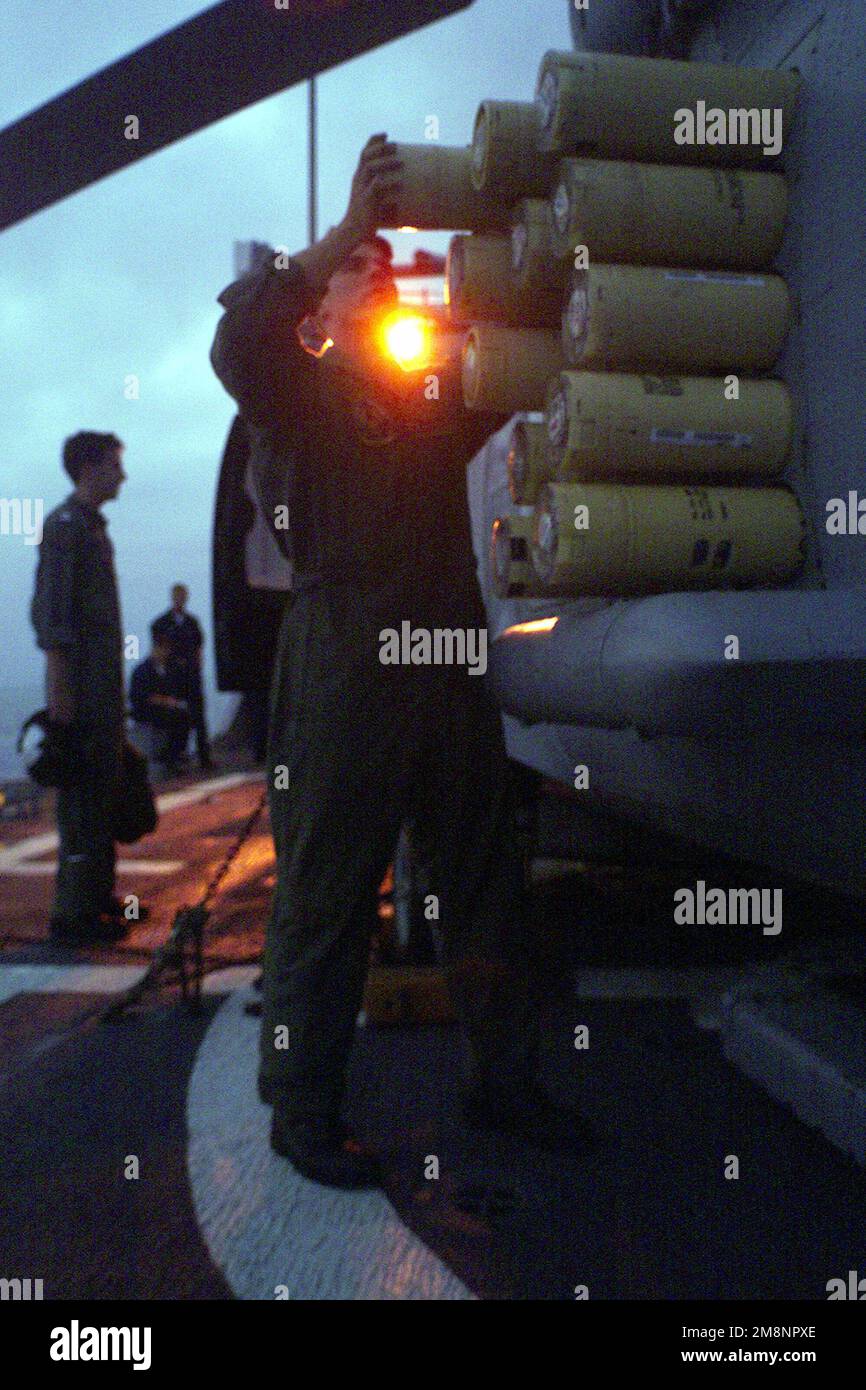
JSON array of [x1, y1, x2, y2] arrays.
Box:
[[200, 966, 260, 995], [156, 773, 261, 813], [0, 772, 262, 877], [0, 964, 259, 1009], [0, 963, 147, 1005], [187, 988, 473, 1301], [1, 858, 185, 877]]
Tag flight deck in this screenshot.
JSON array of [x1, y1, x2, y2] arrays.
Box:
[[2, 768, 864, 1301]]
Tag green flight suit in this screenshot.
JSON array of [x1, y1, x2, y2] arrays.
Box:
[[211, 255, 539, 1123], [31, 494, 125, 922]]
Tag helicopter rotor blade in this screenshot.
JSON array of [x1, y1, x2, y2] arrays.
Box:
[[0, 0, 473, 232]]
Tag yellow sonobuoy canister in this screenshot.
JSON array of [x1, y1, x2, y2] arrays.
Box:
[[490, 513, 546, 598], [377, 144, 506, 232], [532, 481, 806, 595], [545, 371, 793, 480], [507, 414, 549, 505], [462, 324, 565, 413], [534, 50, 801, 166], [562, 264, 792, 373], [470, 100, 559, 200], [550, 158, 787, 269], [445, 235, 561, 327], [510, 198, 571, 294]]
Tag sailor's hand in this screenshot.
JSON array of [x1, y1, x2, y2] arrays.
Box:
[[296, 136, 402, 292], [341, 133, 403, 239]]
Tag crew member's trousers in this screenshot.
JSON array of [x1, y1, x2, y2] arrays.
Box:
[[260, 587, 539, 1121], [187, 675, 210, 766], [54, 729, 122, 922]]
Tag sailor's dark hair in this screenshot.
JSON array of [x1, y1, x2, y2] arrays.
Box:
[[62, 431, 123, 482], [362, 234, 393, 261]]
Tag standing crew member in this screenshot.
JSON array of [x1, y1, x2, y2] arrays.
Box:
[[31, 432, 129, 943], [211, 135, 588, 1189], [152, 584, 212, 770]]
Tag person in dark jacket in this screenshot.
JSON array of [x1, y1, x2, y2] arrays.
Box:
[[129, 627, 190, 776], [151, 585, 212, 769], [30, 431, 129, 943], [210, 133, 589, 1189]]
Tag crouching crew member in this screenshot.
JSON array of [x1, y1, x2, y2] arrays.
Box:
[[30, 431, 130, 943], [210, 134, 590, 1189], [129, 624, 191, 777]]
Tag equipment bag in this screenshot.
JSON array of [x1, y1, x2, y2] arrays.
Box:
[[113, 740, 158, 843]]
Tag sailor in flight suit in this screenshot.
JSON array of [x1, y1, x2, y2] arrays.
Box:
[[211, 135, 590, 1188], [31, 432, 128, 942]]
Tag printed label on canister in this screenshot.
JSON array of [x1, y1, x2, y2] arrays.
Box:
[[642, 375, 684, 397], [471, 122, 486, 176], [511, 222, 528, 271], [552, 181, 570, 235], [547, 389, 568, 444], [690, 537, 733, 568], [537, 509, 554, 551], [565, 285, 589, 352], [536, 72, 557, 134], [663, 270, 767, 286], [650, 428, 755, 448]]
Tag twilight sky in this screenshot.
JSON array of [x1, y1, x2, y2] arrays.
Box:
[[0, 0, 570, 725]]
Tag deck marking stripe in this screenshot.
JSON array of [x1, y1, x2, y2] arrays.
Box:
[[156, 773, 262, 813], [2, 859, 185, 876], [0, 964, 259, 1008], [0, 964, 147, 1005], [0, 773, 262, 876], [187, 989, 472, 1301]]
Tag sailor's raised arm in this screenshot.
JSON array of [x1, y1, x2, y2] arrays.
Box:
[[209, 134, 402, 427]]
